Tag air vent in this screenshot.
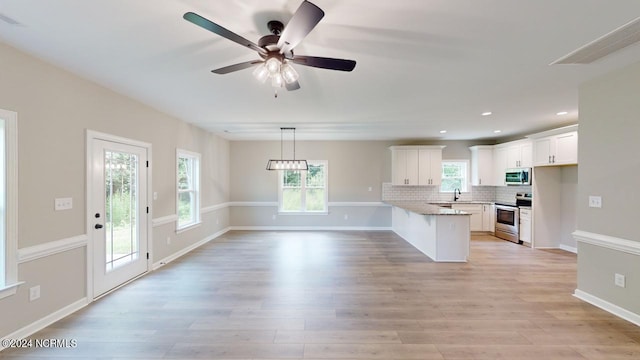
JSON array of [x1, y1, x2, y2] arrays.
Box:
[[551, 16, 640, 65], [0, 13, 21, 26]]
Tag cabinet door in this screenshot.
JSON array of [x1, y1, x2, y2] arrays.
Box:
[[392, 149, 419, 185], [519, 209, 532, 243], [471, 148, 494, 186], [533, 137, 553, 166], [418, 149, 442, 186], [406, 149, 419, 185], [392, 150, 407, 185], [520, 143, 532, 168], [506, 145, 521, 168], [554, 132, 578, 165], [428, 149, 442, 186], [482, 204, 495, 232], [493, 148, 507, 186]]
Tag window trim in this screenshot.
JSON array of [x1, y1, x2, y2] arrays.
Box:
[[278, 160, 328, 214], [440, 159, 470, 193], [0, 109, 20, 300], [176, 149, 201, 231]]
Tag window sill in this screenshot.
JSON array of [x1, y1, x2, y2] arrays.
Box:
[[176, 221, 202, 234], [0, 281, 25, 300], [278, 211, 329, 216]]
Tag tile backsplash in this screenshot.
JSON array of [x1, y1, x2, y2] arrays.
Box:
[[382, 183, 530, 203]]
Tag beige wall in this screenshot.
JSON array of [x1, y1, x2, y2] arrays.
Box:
[[0, 41, 230, 337], [577, 59, 640, 315]]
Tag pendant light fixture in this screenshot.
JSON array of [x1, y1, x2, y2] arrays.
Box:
[[266, 127, 308, 171]]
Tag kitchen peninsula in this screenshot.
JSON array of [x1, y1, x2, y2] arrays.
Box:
[[387, 202, 471, 262]]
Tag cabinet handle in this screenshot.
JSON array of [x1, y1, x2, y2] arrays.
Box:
[[549, 155, 551, 163], [479, 179, 482, 185], [552, 155, 556, 163]]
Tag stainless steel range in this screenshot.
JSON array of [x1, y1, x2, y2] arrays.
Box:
[[495, 193, 532, 243]]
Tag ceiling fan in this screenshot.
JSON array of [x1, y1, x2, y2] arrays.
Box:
[[183, 0, 356, 91]]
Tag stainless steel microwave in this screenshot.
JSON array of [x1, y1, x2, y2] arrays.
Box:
[[505, 168, 531, 185]]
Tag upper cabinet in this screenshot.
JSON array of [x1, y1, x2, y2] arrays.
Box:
[[469, 146, 495, 186], [505, 141, 532, 168], [418, 148, 443, 186], [529, 125, 578, 167], [391, 148, 419, 185], [493, 139, 533, 184], [390, 146, 445, 186]]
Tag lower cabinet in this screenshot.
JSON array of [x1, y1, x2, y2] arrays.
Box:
[[519, 208, 532, 243], [482, 204, 495, 232], [452, 203, 495, 232]]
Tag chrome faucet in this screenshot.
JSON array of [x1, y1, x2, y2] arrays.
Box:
[[454, 188, 461, 201]]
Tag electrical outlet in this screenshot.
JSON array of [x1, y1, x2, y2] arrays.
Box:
[[344, 214, 349, 220], [368, 186, 373, 192], [615, 273, 626, 288], [54, 197, 73, 211], [166, 236, 171, 245], [589, 196, 602, 208], [153, 192, 158, 200], [29, 285, 41, 301]]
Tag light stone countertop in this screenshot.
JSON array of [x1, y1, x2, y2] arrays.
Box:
[[385, 201, 472, 216]]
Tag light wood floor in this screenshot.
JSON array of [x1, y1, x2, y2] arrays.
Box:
[[2, 231, 639, 359]]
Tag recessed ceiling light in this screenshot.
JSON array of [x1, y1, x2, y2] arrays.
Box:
[[494, 130, 502, 134], [439, 130, 447, 134], [482, 112, 492, 116], [556, 111, 568, 115]]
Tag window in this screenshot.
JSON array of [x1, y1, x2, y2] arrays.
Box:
[[279, 160, 328, 213], [441, 160, 469, 192], [177, 149, 200, 230], [1, 109, 19, 299]]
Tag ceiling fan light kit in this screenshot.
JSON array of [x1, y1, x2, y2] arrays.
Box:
[[183, 0, 356, 92]]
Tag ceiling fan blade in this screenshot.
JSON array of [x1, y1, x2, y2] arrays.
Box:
[[286, 80, 301, 91], [183, 12, 267, 55], [211, 60, 264, 74], [292, 56, 356, 71], [277, 1, 325, 54]]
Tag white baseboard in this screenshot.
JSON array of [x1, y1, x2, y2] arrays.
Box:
[[1, 297, 88, 351], [152, 227, 230, 270], [559, 244, 577, 253], [228, 226, 393, 231], [574, 289, 640, 327]]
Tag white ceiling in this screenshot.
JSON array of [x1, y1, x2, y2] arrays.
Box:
[[1, 1, 640, 141]]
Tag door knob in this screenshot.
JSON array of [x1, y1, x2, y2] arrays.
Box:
[[94, 224, 103, 229]]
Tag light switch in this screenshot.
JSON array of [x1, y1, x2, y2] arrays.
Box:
[[54, 197, 73, 211], [588, 196, 602, 208]]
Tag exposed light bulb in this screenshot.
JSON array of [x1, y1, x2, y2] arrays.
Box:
[[252, 64, 269, 83], [266, 57, 281, 75], [271, 72, 284, 88], [281, 62, 299, 84]]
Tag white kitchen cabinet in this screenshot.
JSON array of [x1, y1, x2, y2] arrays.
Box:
[[391, 148, 419, 185], [493, 140, 533, 187], [418, 148, 443, 186], [482, 204, 495, 232], [390, 146, 444, 186], [533, 131, 578, 166], [451, 204, 483, 231], [493, 147, 507, 186], [519, 207, 532, 243], [506, 141, 532, 168], [469, 146, 495, 186]]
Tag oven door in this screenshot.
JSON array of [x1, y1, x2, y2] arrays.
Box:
[[495, 205, 520, 243]]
